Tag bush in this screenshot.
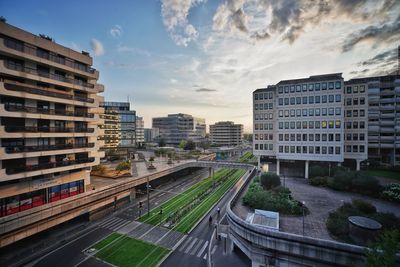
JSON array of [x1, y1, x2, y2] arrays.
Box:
[[115, 161, 130, 172], [352, 199, 376, 214], [381, 183, 400, 203], [309, 165, 327, 178], [328, 170, 355, 191], [309, 176, 328, 186], [260, 172, 281, 189], [351, 173, 381, 196], [92, 164, 106, 174]]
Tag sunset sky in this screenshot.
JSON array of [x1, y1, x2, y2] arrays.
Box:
[[1, 0, 399, 132]]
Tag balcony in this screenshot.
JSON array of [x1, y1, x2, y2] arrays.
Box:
[[3, 61, 94, 88], [4, 104, 94, 118], [5, 157, 95, 175], [4, 143, 95, 153], [4, 126, 95, 133], [2, 81, 94, 103], [3, 37, 96, 74]]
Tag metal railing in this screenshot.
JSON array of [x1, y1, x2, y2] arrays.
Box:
[[4, 143, 95, 153], [4, 38, 96, 74], [5, 157, 95, 174], [4, 103, 94, 118], [4, 126, 95, 133], [4, 82, 94, 103], [4, 61, 94, 88]]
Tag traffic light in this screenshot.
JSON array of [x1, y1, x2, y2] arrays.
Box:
[[139, 201, 143, 208]]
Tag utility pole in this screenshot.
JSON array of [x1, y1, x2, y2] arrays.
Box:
[[147, 176, 150, 217]]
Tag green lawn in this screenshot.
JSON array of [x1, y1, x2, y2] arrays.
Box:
[[364, 169, 400, 181], [239, 151, 257, 163], [93, 233, 169, 267]]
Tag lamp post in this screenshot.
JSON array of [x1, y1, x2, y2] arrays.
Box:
[[302, 201, 306, 236], [147, 176, 151, 217]]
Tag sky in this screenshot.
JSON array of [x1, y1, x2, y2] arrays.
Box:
[[1, 0, 399, 132]]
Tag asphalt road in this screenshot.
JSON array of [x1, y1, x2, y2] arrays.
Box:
[[26, 169, 210, 267]]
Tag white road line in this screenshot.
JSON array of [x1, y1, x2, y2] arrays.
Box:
[[211, 244, 217, 255], [97, 216, 115, 226], [184, 237, 198, 254], [190, 239, 203, 255], [109, 220, 128, 230], [197, 241, 208, 258], [179, 236, 193, 252], [203, 253, 207, 260], [102, 218, 123, 229], [100, 217, 120, 228]]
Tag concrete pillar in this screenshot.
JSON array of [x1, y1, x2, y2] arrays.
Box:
[[276, 159, 280, 176], [129, 187, 136, 202], [257, 156, 261, 169], [356, 160, 361, 171], [305, 160, 309, 179]]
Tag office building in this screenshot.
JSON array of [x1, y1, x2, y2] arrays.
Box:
[[144, 128, 159, 143], [135, 116, 144, 146], [0, 21, 104, 217], [99, 109, 120, 149], [209, 121, 243, 147], [152, 113, 206, 145]]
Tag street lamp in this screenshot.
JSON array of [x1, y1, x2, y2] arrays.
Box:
[[302, 201, 306, 236], [147, 176, 152, 217]]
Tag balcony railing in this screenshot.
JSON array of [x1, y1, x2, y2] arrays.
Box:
[[5, 157, 95, 174], [4, 143, 95, 153], [4, 103, 94, 118], [4, 82, 95, 103], [4, 126, 95, 133], [4, 61, 94, 88], [4, 38, 96, 74]]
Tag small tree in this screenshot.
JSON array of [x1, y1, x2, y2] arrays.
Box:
[[198, 141, 210, 152], [260, 172, 281, 190], [184, 139, 196, 150], [92, 164, 106, 174], [115, 161, 130, 174], [179, 140, 187, 149], [365, 230, 400, 267]]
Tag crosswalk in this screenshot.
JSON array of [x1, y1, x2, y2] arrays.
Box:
[[97, 216, 131, 231], [177, 236, 217, 260]]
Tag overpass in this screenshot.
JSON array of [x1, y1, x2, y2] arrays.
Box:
[[0, 159, 255, 247]]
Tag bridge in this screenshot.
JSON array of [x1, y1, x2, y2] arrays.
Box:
[[0, 159, 255, 247]]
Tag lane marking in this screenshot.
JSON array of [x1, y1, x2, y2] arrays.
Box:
[[197, 240, 208, 258], [184, 237, 198, 254], [179, 236, 193, 252], [190, 239, 203, 255]]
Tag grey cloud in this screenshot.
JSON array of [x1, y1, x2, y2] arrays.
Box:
[[358, 48, 398, 66], [231, 8, 248, 33], [342, 15, 400, 52], [194, 88, 217, 92]]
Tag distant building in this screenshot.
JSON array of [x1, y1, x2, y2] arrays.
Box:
[[0, 21, 104, 217], [144, 128, 159, 143], [99, 109, 120, 149], [209, 121, 243, 146], [152, 113, 206, 145], [135, 116, 144, 146]]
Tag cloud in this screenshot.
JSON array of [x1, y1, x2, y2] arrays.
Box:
[[161, 0, 205, 46], [110, 25, 123, 38], [194, 87, 217, 92], [342, 15, 400, 52], [90, 39, 104, 56], [117, 45, 151, 56], [170, 78, 178, 84], [358, 48, 398, 66]]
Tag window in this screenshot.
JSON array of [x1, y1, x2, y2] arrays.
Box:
[[303, 133, 307, 141], [315, 108, 320, 116], [303, 146, 307, 153], [285, 134, 289, 141], [279, 110, 283, 117], [329, 134, 334, 142], [279, 122, 283, 129], [309, 146, 314, 154], [296, 134, 301, 141], [322, 95, 327, 103], [296, 121, 301, 129], [255, 94, 259, 100], [290, 97, 295, 105], [296, 85, 301, 92], [309, 134, 314, 141], [279, 98, 283, 105], [278, 86, 283, 93], [290, 109, 295, 117], [360, 145, 365, 153], [335, 147, 341, 155], [302, 109, 307, 116], [315, 96, 320, 103], [255, 144, 259, 150], [269, 113, 273, 119], [322, 108, 327, 116], [309, 96, 314, 104], [329, 121, 334, 128], [297, 146, 301, 153], [285, 122, 289, 129], [290, 146, 295, 153], [315, 83, 320, 91], [269, 92, 273, 99], [322, 121, 327, 128], [259, 104, 263, 110], [347, 110, 352, 117], [346, 87, 352, 94], [290, 121, 295, 129], [328, 82, 334, 90], [360, 134, 365, 141], [335, 94, 341, 102], [303, 96, 308, 104], [264, 93, 268, 99], [346, 98, 352, 105], [329, 95, 334, 103], [269, 144, 273, 150], [284, 98, 289, 105], [346, 121, 352, 129], [259, 93, 263, 100], [346, 145, 351, 152], [353, 110, 358, 117], [290, 134, 295, 141], [335, 120, 341, 128], [315, 146, 320, 154], [285, 146, 289, 153], [329, 108, 334, 115], [264, 103, 268, 109], [347, 134, 351, 140], [353, 121, 358, 129], [302, 84, 307, 92], [335, 107, 341, 115], [269, 103, 273, 109], [284, 86, 289, 93], [309, 108, 314, 116], [321, 82, 327, 90], [296, 109, 301, 117], [302, 121, 308, 129], [353, 133, 358, 141], [309, 121, 314, 129], [353, 86, 358, 93], [360, 97, 365, 105], [296, 97, 301, 104], [315, 121, 320, 128], [360, 121, 365, 129], [335, 134, 340, 142], [315, 134, 320, 141], [290, 85, 295, 93], [328, 146, 334, 154], [279, 146, 283, 153], [308, 84, 314, 91], [360, 85, 365, 93], [255, 104, 258, 110], [335, 81, 341, 89], [279, 134, 283, 141], [353, 98, 358, 105], [353, 145, 358, 153]]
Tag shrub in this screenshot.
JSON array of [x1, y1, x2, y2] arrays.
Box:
[[381, 184, 400, 203], [309, 176, 328, 186], [351, 173, 381, 196], [260, 172, 281, 189], [328, 170, 354, 191], [115, 161, 130, 172], [309, 165, 327, 178], [352, 199, 376, 214], [92, 164, 106, 174]]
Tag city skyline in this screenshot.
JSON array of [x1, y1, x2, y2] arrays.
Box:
[[1, 0, 399, 131]]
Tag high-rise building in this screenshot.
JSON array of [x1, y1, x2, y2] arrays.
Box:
[[152, 113, 206, 145], [99, 109, 120, 149], [144, 128, 160, 143], [209, 121, 243, 147], [253, 73, 400, 177], [135, 116, 144, 146], [0, 21, 104, 217]]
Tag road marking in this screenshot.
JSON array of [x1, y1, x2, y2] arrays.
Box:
[[211, 245, 217, 255], [101, 218, 123, 229], [184, 237, 198, 254], [190, 239, 203, 255], [203, 253, 207, 260], [179, 236, 193, 252], [197, 240, 208, 258]]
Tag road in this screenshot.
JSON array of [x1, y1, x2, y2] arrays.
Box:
[[25, 169, 210, 267]]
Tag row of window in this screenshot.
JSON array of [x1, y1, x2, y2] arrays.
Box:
[[278, 133, 341, 142], [254, 143, 274, 150], [254, 123, 274, 130], [277, 120, 341, 130], [346, 133, 366, 141], [278, 145, 341, 155], [345, 109, 366, 117], [254, 134, 274, 140], [278, 107, 342, 118], [278, 81, 342, 94], [346, 97, 365, 106], [254, 92, 274, 100], [345, 86, 366, 94], [346, 145, 366, 153], [277, 94, 341, 106], [254, 113, 273, 121], [254, 102, 274, 110], [345, 121, 366, 129]]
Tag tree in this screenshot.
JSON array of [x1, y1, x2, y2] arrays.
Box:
[[115, 161, 130, 174], [158, 138, 166, 147], [184, 139, 196, 150], [198, 141, 210, 152], [365, 230, 400, 267], [260, 172, 281, 190], [179, 140, 187, 149]]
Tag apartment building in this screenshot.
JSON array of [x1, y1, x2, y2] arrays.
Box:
[[152, 113, 206, 145], [144, 128, 159, 143], [253, 74, 345, 178], [99, 109, 120, 149], [0, 21, 104, 217], [209, 121, 243, 147], [135, 116, 144, 146]]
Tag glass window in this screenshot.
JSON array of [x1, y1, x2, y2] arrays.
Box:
[[296, 97, 301, 104], [335, 134, 341, 142], [290, 122, 295, 129], [360, 97, 365, 105], [315, 134, 320, 141], [353, 86, 358, 93], [315, 108, 320, 116], [308, 84, 314, 91], [279, 146, 283, 153], [309, 121, 314, 129], [296, 85, 301, 92], [322, 121, 327, 128], [296, 109, 301, 117], [360, 85, 365, 93], [259, 104, 263, 110], [335, 94, 341, 102], [269, 113, 273, 119], [303, 96, 307, 104], [297, 146, 301, 153], [309, 146, 314, 154], [322, 108, 327, 116], [302, 109, 307, 116], [285, 110, 289, 117], [285, 146, 289, 153], [255, 104, 258, 110], [346, 87, 352, 94], [290, 97, 295, 105], [285, 134, 289, 141], [264, 103, 268, 109], [316, 146, 320, 154], [328, 82, 334, 90], [328, 108, 334, 115], [347, 110, 352, 117], [360, 134, 365, 141], [322, 95, 327, 103], [290, 85, 295, 93], [346, 98, 352, 105], [269, 92, 273, 99], [302, 84, 307, 92], [284, 86, 289, 93], [290, 146, 295, 153], [264, 93, 268, 99], [328, 146, 334, 154], [353, 110, 358, 117], [269, 103, 273, 109], [279, 98, 283, 105], [360, 121, 365, 129], [335, 107, 341, 115], [303, 133, 307, 141], [309, 134, 314, 141], [259, 93, 263, 100], [322, 134, 327, 141], [329, 95, 334, 103], [296, 121, 301, 129], [279, 134, 283, 141], [279, 122, 283, 129], [329, 121, 334, 128], [353, 98, 358, 105], [346, 121, 352, 129], [321, 82, 327, 90], [309, 96, 314, 104], [285, 122, 289, 129], [279, 110, 283, 117], [335, 81, 341, 89], [303, 146, 307, 153], [278, 86, 283, 93], [284, 98, 289, 105], [353, 121, 358, 128], [315, 96, 320, 103], [302, 121, 308, 129], [296, 134, 301, 141], [290, 109, 295, 117], [360, 145, 365, 153], [255, 94, 259, 100], [315, 121, 320, 128], [309, 108, 314, 116]]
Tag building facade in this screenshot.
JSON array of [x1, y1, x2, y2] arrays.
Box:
[[99, 109, 120, 149], [209, 121, 243, 147], [144, 128, 159, 143], [152, 113, 206, 145], [135, 116, 144, 146], [0, 21, 104, 217], [253, 73, 400, 177]]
